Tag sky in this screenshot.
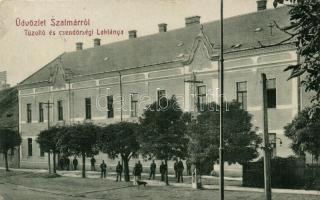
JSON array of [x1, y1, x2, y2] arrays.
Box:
[[0, 0, 276, 86]]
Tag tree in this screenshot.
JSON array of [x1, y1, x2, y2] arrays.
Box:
[[59, 123, 100, 178], [284, 105, 320, 160], [0, 128, 21, 171], [273, 0, 320, 104], [99, 122, 140, 182], [139, 96, 189, 185], [36, 126, 64, 174], [187, 101, 261, 175]]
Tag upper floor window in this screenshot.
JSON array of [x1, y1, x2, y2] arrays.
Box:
[[107, 95, 114, 118], [39, 103, 44, 122], [131, 93, 138, 117], [267, 78, 276, 108], [85, 98, 92, 120], [27, 104, 32, 123], [57, 100, 63, 121], [157, 89, 166, 101], [236, 81, 247, 110], [197, 85, 206, 112]]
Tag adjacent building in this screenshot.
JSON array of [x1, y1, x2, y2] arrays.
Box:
[[17, 3, 312, 169]]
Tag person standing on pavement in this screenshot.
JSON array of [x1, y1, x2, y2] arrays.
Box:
[[186, 159, 192, 176], [149, 160, 156, 180], [91, 157, 96, 171], [72, 157, 78, 170], [116, 161, 123, 181], [136, 160, 143, 180], [174, 159, 178, 180], [133, 163, 138, 185], [177, 159, 184, 183], [65, 157, 70, 171], [100, 160, 107, 178], [159, 161, 166, 182]]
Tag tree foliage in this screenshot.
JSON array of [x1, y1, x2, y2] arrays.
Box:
[[99, 122, 140, 181], [139, 96, 189, 184], [0, 128, 21, 171], [59, 123, 100, 178], [36, 126, 64, 174], [273, 0, 320, 103], [187, 101, 261, 174], [284, 105, 320, 160]]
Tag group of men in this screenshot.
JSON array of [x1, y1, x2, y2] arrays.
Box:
[[60, 157, 192, 183], [58, 157, 79, 171]]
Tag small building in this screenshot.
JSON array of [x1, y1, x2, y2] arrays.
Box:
[[17, 4, 312, 169], [0, 87, 20, 168]]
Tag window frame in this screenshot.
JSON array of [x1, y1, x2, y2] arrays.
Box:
[[85, 97, 92, 120], [266, 78, 277, 109], [39, 103, 44, 123], [107, 95, 114, 118], [57, 100, 64, 121], [130, 93, 138, 117], [27, 103, 32, 123], [27, 138, 32, 157], [236, 81, 247, 110]]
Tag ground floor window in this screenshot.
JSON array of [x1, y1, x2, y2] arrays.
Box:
[[28, 138, 32, 156]]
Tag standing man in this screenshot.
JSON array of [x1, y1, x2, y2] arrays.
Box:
[[136, 160, 143, 180], [91, 157, 96, 171], [116, 161, 123, 181], [65, 157, 70, 171], [100, 160, 107, 178], [186, 158, 192, 176], [177, 159, 184, 183], [149, 160, 156, 180], [159, 161, 166, 182], [72, 157, 78, 170], [174, 159, 178, 180]]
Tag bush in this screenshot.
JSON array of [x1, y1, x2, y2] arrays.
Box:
[[243, 157, 305, 189]]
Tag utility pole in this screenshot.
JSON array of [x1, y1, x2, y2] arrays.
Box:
[[44, 100, 54, 174], [119, 71, 123, 122], [219, 0, 225, 199], [184, 72, 203, 189], [261, 73, 272, 200]]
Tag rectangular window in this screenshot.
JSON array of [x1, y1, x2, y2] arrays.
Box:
[[107, 95, 114, 118], [269, 133, 277, 158], [236, 81, 247, 110], [27, 104, 32, 123], [40, 147, 45, 157], [267, 78, 276, 108], [28, 138, 32, 156], [57, 100, 63, 121], [157, 89, 166, 101], [131, 93, 138, 117], [85, 98, 92, 119], [197, 85, 206, 112], [39, 103, 44, 122]]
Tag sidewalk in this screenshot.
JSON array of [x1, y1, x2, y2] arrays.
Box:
[[1, 167, 320, 196]]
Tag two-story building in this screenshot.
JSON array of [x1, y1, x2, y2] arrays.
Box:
[[17, 3, 312, 170]]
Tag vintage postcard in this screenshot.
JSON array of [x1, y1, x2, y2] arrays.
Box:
[[0, 0, 319, 199]]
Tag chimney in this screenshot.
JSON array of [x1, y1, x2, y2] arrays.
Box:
[[185, 16, 201, 27], [128, 30, 137, 39], [76, 42, 83, 51], [93, 38, 101, 47], [158, 23, 167, 33], [257, 0, 267, 11]]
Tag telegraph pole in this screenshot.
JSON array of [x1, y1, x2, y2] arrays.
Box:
[[119, 71, 123, 122], [261, 73, 272, 200], [219, 0, 225, 199], [184, 72, 203, 189], [44, 100, 54, 174]]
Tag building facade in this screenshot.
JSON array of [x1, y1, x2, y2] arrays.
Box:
[[18, 5, 311, 169]]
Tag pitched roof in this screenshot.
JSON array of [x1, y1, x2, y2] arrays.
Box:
[[20, 6, 292, 86]]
